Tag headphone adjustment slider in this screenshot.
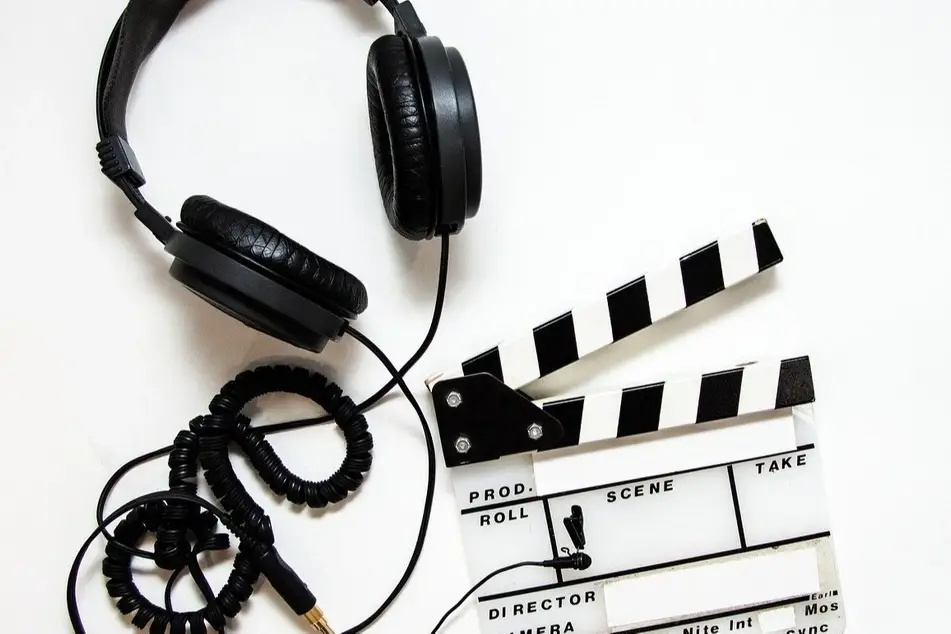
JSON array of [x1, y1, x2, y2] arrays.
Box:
[[97, 135, 145, 188], [393, 2, 427, 38]]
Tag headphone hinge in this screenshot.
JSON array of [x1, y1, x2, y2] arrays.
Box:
[[135, 205, 176, 245], [393, 1, 427, 38]]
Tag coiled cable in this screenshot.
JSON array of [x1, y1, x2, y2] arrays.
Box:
[[100, 366, 374, 634], [101, 501, 256, 633], [69, 234, 449, 634], [202, 366, 373, 517]]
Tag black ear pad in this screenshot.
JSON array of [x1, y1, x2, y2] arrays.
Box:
[[366, 35, 437, 241], [180, 195, 369, 317]]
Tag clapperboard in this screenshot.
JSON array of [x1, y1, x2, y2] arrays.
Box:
[[426, 220, 845, 634]]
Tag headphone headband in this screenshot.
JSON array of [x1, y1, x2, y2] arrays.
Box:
[[97, 0, 422, 140], [98, 1, 182, 141]]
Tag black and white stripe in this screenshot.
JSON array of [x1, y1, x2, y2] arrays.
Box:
[[533, 356, 814, 450], [455, 220, 783, 390]]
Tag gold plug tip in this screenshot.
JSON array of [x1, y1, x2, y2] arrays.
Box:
[[304, 607, 335, 634]]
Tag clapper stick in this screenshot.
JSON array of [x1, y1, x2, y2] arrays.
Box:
[[441, 219, 782, 391], [530, 356, 814, 452], [428, 220, 791, 467]]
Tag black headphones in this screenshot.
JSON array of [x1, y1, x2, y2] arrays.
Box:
[[96, 0, 481, 353]]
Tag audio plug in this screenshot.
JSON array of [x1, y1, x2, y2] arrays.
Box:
[[252, 544, 335, 634]]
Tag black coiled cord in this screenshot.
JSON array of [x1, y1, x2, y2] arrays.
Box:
[[69, 235, 450, 634], [202, 366, 373, 517], [102, 501, 257, 633], [101, 366, 374, 634]]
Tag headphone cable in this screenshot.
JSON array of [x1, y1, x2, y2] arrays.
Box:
[[75, 234, 450, 633], [429, 561, 546, 634], [340, 323, 436, 633], [429, 552, 593, 634], [260, 230, 450, 434], [93, 232, 448, 548]]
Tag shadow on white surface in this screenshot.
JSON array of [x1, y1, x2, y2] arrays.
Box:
[[322, 0, 390, 33], [178, 0, 215, 22], [104, 187, 260, 376]]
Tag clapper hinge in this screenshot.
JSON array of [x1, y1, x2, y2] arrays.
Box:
[[431, 373, 566, 467]]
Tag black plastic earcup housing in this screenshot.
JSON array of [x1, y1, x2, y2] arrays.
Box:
[[367, 35, 437, 240], [413, 35, 482, 234], [180, 195, 368, 316], [164, 231, 350, 353], [161, 195, 369, 353]]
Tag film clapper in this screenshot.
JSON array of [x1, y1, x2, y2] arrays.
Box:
[[427, 220, 845, 634]]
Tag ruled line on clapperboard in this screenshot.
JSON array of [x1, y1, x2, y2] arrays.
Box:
[[461, 444, 815, 516], [478, 531, 828, 603], [469, 444, 823, 604], [617, 594, 812, 634], [541, 499, 564, 584], [726, 465, 747, 549]]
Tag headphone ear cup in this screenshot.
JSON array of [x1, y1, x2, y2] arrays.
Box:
[[366, 35, 438, 241], [180, 195, 369, 317]]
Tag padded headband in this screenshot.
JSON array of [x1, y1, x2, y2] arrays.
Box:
[[97, 0, 408, 144], [97, 0, 190, 142]]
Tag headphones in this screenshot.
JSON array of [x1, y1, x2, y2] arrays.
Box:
[[96, 0, 481, 353]]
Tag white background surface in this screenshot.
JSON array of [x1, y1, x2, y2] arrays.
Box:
[[1, 0, 949, 632]]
